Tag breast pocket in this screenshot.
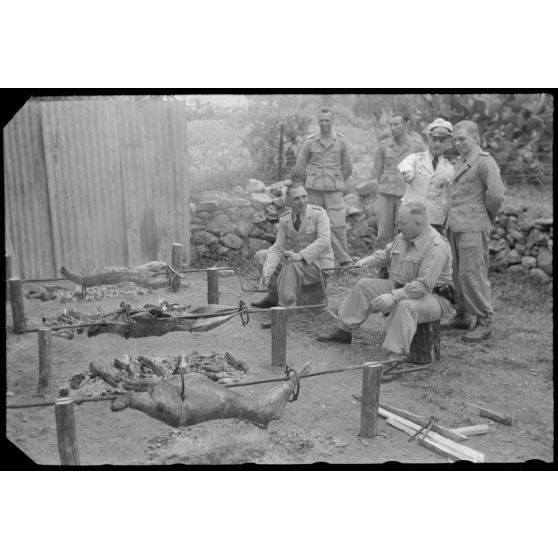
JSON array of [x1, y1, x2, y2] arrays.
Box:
[[401, 255, 422, 278]]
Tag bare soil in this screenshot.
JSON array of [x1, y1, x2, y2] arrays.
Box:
[[4, 270, 553, 465]]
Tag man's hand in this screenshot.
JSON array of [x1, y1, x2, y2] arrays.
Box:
[[401, 169, 414, 182], [284, 250, 303, 262], [371, 293, 397, 314], [354, 258, 369, 268], [259, 272, 272, 289]]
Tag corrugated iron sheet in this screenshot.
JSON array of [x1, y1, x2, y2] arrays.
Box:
[[4, 100, 56, 279], [4, 98, 190, 280]]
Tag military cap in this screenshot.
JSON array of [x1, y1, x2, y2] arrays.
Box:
[[427, 118, 453, 137]]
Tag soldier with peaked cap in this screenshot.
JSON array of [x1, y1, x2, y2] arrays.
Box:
[[317, 201, 453, 362], [251, 182, 334, 308], [292, 107, 353, 266], [443, 120, 505, 342], [398, 118, 455, 233]]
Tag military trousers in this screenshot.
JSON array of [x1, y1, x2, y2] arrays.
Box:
[[255, 249, 323, 307], [337, 277, 449, 356], [306, 189, 352, 265], [447, 230, 493, 323], [374, 193, 402, 251]]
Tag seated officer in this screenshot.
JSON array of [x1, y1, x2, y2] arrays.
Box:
[[251, 183, 335, 308], [317, 201, 453, 361]]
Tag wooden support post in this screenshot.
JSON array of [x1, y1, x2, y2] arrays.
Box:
[[6, 253, 12, 300], [55, 398, 80, 465], [171, 243, 183, 270], [37, 327, 53, 394], [207, 267, 219, 304], [271, 307, 287, 367], [9, 278, 26, 333], [360, 363, 383, 438]]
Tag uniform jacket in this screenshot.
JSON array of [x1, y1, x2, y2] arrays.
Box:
[[263, 204, 335, 276], [447, 144, 505, 233], [293, 132, 353, 192], [398, 151, 454, 225], [362, 226, 453, 302], [375, 136, 426, 197]]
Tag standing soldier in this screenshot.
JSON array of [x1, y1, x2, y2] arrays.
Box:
[[292, 107, 353, 266], [398, 118, 455, 234], [444, 120, 505, 342], [374, 114, 426, 252]]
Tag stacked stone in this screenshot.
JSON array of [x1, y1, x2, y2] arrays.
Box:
[[190, 179, 291, 261]]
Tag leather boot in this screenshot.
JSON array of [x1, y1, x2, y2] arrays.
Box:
[[462, 323, 492, 343], [317, 327, 352, 344]]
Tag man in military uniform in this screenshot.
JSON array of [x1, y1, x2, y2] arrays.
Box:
[[292, 108, 353, 266], [398, 118, 455, 233], [251, 183, 335, 308], [317, 201, 453, 361], [444, 120, 505, 342], [374, 114, 426, 251]]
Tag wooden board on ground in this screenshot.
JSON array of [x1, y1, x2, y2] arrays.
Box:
[[452, 424, 490, 436]]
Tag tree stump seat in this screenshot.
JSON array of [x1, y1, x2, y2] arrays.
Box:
[[296, 278, 327, 306], [407, 321, 441, 364]]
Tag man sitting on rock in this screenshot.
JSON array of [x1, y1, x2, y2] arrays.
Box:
[[251, 182, 335, 308], [317, 201, 453, 361]]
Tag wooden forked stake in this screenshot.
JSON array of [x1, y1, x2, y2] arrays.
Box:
[[359, 363, 383, 438], [207, 267, 219, 304], [271, 307, 287, 367], [55, 398, 80, 465], [37, 327, 52, 394], [9, 278, 26, 333]]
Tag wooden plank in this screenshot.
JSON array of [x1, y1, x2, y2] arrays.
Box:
[[452, 424, 490, 437], [379, 408, 485, 463], [380, 403, 469, 443], [469, 404, 513, 426], [386, 417, 480, 462]]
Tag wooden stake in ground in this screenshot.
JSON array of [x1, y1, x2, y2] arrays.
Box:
[[271, 307, 287, 367], [55, 398, 80, 465], [37, 327, 52, 394], [9, 278, 27, 333], [469, 404, 513, 426], [207, 267, 219, 304], [360, 363, 383, 438], [171, 243, 183, 270], [6, 253, 12, 299]]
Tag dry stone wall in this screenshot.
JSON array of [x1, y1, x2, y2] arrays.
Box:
[[190, 178, 553, 284]]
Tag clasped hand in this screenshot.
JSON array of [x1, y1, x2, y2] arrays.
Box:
[[284, 250, 303, 262], [371, 293, 396, 313]]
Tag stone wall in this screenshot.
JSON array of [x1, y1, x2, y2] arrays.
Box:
[[190, 178, 553, 284]]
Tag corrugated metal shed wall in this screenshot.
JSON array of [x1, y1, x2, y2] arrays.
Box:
[[4, 99, 190, 278], [4, 101, 56, 278]]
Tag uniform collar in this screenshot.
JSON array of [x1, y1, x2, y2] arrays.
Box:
[[318, 131, 337, 144], [459, 143, 482, 167], [406, 226, 432, 251]]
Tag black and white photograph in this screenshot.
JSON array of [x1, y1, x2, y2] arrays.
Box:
[[3, 92, 554, 466]]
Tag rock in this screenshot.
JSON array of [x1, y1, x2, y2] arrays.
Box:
[[533, 217, 553, 230], [350, 220, 374, 238], [190, 203, 197, 214], [206, 213, 234, 235], [234, 218, 253, 237], [537, 247, 552, 275], [196, 244, 211, 257], [218, 197, 232, 209], [195, 211, 211, 219], [224, 207, 240, 222], [496, 227, 507, 237], [59, 388, 69, 397], [535, 232, 550, 246], [197, 199, 219, 212], [505, 249, 522, 265], [490, 251, 508, 271], [249, 191, 273, 210], [192, 230, 220, 246], [191, 223, 206, 231], [355, 180, 377, 197], [529, 267, 551, 284], [529, 246, 540, 257], [246, 179, 266, 193], [248, 226, 264, 238], [6, 391, 14, 397], [521, 256, 537, 269], [363, 200, 376, 218], [71, 373, 87, 389], [515, 243, 526, 255], [268, 180, 291, 196], [191, 217, 208, 226], [506, 234, 515, 248], [231, 197, 252, 207], [246, 238, 272, 255], [272, 196, 285, 208], [265, 205, 279, 219], [250, 211, 266, 224], [218, 269, 236, 277], [239, 206, 255, 219], [221, 233, 243, 250], [212, 245, 229, 257], [510, 230, 526, 242], [489, 238, 507, 253], [496, 214, 508, 227], [509, 264, 528, 276], [232, 186, 247, 197], [366, 214, 378, 229], [501, 199, 526, 216]]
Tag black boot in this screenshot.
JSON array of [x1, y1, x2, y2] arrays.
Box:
[[251, 297, 278, 309], [317, 327, 352, 344]]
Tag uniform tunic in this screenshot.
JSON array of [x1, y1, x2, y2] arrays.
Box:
[[374, 135, 426, 250], [446, 144, 505, 321], [337, 226, 453, 356], [256, 204, 335, 307], [293, 132, 353, 264], [398, 151, 454, 226]]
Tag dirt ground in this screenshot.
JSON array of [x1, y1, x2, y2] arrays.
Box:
[[4, 269, 554, 466]]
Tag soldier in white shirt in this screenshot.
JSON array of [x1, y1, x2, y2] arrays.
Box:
[[398, 118, 454, 233]]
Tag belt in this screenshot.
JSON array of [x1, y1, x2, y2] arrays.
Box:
[[393, 281, 454, 304]]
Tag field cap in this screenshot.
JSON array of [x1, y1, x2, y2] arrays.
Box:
[[428, 118, 453, 137]]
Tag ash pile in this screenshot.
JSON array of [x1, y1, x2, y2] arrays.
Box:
[[60, 351, 250, 398], [26, 282, 152, 303]]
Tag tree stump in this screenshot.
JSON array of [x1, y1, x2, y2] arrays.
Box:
[[407, 321, 441, 364], [296, 280, 326, 306]]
